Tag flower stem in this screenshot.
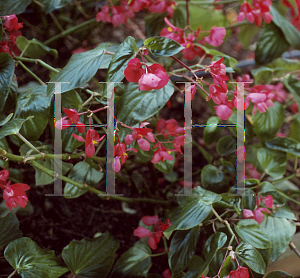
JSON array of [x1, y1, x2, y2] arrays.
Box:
[[289, 241, 300, 259], [16, 132, 43, 154], [17, 61, 46, 85], [7, 269, 17, 278], [170, 56, 198, 79], [14, 56, 59, 72]]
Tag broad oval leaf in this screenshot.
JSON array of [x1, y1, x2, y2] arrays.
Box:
[[236, 242, 266, 274], [266, 137, 300, 157], [0, 213, 22, 247], [62, 232, 119, 278], [0, 53, 14, 113], [259, 216, 296, 262], [0, 116, 34, 140], [255, 22, 290, 65], [16, 36, 58, 59], [234, 219, 271, 249], [4, 237, 68, 278], [144, 36, 184, 57], [47, 43, 109, 96], [168, 226, 200, 275], [216, 135, 236, 156], [264, 271, 292, 278], [64, 161, 104, 198], [14, 85, 52, 141], [116, 81, 174, 126], [0, 113, 13, 126], [203, 116, 223, 146], [110, 243, 152, 278], [252, 102, 285, 144], [257, 148, 286, 178], [0, 0, 31, 15]]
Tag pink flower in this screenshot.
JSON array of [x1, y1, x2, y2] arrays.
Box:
[[237, 146, 246, 163], [72, 129, 105, 158], [129, 0, 151, 12], [112, 143, 138, 172], [230, 266, 249, 278], [151, 144, 174, 164], [55, 108, 85, 133], [204, 26, 226, 47], [156, 119, 184, 139], [0, 167, 9, 188], [2, 181, 30, 211], [96, 6, 112, 23], [111, 6, 127, 27], [2, 15, 23, 32], [245, 163, 261, 179], [214, 104, 233, 120], [162, 269, 172, 278]]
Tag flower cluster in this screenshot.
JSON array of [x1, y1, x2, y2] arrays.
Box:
[[237, 0, 273, 27], [133, 215, 171, 250], [243, 195, 273, 223], [124, 58, 169, 91], [0, 14, 23, 56], [0, 167, 30, 211], [160, 17, 226, 60], [96, 0, 176, 27], [202, 266, 249, 278]]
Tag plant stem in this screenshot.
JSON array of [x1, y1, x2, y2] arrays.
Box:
[[16, 132, 43, 154], [289, 241, 300, 259], [276, 188, 300, 206], [14, 56, 59, 72], [17, 61, 46, 85], [272, 174, 296, 185], [44, 18, 97, 45], [170, 56, 198, 79], [7, 269, 17, 278], [186, 0, 190, 27], [225, 21, 248, 29]]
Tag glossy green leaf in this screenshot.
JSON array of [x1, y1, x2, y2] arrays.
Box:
[[259, 216, 296, 262], [289, 116, 300, 142], [252, 102, 285, 143], [257, 148, 286, 178], [284, 75, 300, 110], [47, 43, 109, 96], [169, 226, 201, 275], [265, 137, 300, 157], [264, 271, 292, 278], [0, 0, 31, 15], [144, 36, 184, 57], [271, 6, 300, 49], [110, 243, 151, 278], [0, 116, 34, 140], [0, 113, 13, 126], [116, 81, 174, 126], [106, 36, 137, 83], [164, 187, 221, 239], [64, 161, 104, 198], [219, 256, 234, 278], [236, 242, 266, 274], [4, 237, 68, 278], [216, 135, 236, 156], [16, 36, 58, 59], [154, 151, 175, 174], [255, 22, 290, 65], [241, 190, 256, 211], [62, 232, 119, 278], [0, 213, 22, 247], [19, 142, 73, 186], [203, 116, 223, 146], [201, 165, 230, 194], [234, 219, 271, 249], [38, 0, 73, 13], [0, 53, 14, 113], [14, 85, 52, 141]]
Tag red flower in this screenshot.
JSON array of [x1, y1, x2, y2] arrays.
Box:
[[156, 119, 184, 139], [2, 15, 23, 31], [111, 6, 127, 27], [72, 129, 105, 158], [230, 266, 249, 278], [112, 143, 138, 172], [204, 26, 226, 47], [55, 108, 85, 133], [245, 163, 261, 179], [124, 123, 155, 151], [0, 167, 9, 188], [96, 5, 112, 23], [162, 269, 172, 278], [151, 144, 174, 164], [124, 58, 145, 82], [214, 104, 233, 120], [2, 181, 30, 211]]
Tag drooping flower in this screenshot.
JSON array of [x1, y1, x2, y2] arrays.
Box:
[[204, 26, 226, 47], [230, 266, 249, 278], [112, 143, 138, 172], [55, 108, 85, 133], [72, 129, 105, 157], [151, 144, 174, 164]]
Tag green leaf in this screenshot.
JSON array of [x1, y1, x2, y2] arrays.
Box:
[[259, 216, 296, 262], [0, 0, 31, 15], [164, 187, 221, 239], [234, 219, 271, 249], [47, 43, 109, 96], [14, 85, 52, 141], [144, 37, 184, 57], [203, 116, 223, 146], [116, 81, 174, 126], [201, 165, 230, 194], [270, 6, 300, 49], [0, 53, 14, 113], [252, 102, 285, 144], [0, 113, 13, 126], [168, 226, 201, 275], [238, 24, 259, 49], [154, 151, 175, 174], [264, 271, 292, 278], [241, 190, 256, 211], [257, 148, 286, 178], [216, 135, 236, 156], [284, 75, 300, 110], [106, 36, 137, 83], [0, 213, 22, 247], [289, 116, 300, 142], [16, 37, 58, 59], [265, 137, 300, 157], [38, 0, 73, 13], [62, 232, 119, 278], [64, 161, 104, 198], [110, 243, 152, 278], [145, 12, 167, 38], [0, 116, 34, 140], [19, 142, 73, 186], [0, 137, 9, 169], [236, 242, 266, 274], [255, 22, 290, 65], [219, 256, 234, 278], [4, 237, 68, 278]]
